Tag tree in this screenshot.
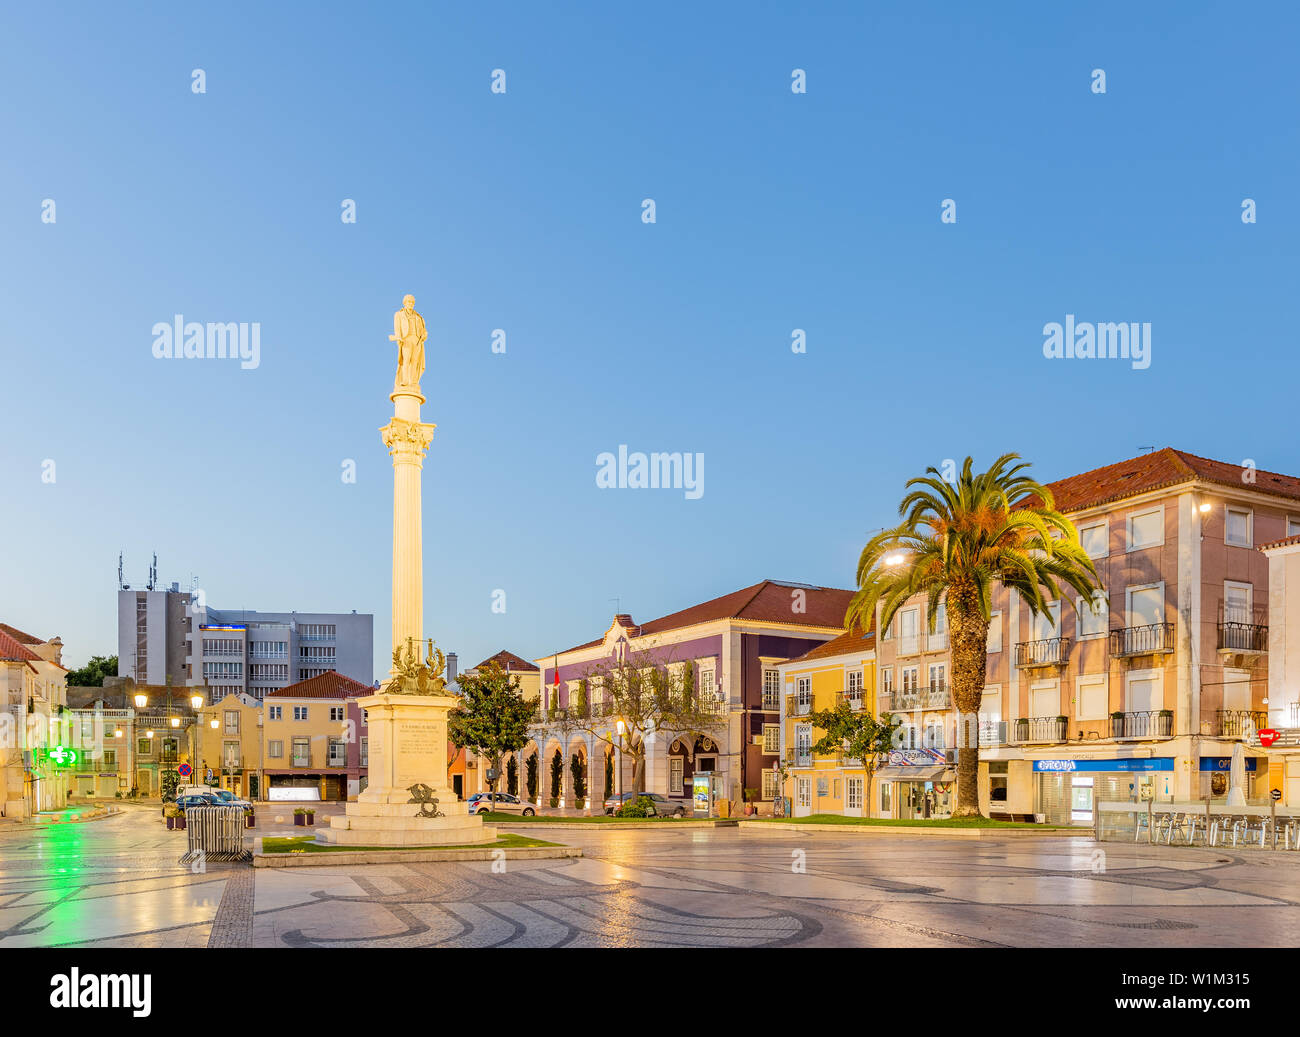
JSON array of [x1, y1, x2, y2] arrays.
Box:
[[67, 654, 117, 687], [846, 453, 1100, 817], [526, 752, 538, 802], [506, 755, 518, 796], [808, 704, 900, 816], [604, 749, 614, 799], [549, 749, 563, 806], [557, 645, 726, 794], [447, 661, 538, 804], [570, 752, 586, 805]]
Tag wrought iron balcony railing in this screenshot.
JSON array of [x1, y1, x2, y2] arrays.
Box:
[[885, 682, 950, 712], [1012, 716, 1067, 743], [1217, 620, 1268, 653], [1216, 709, 1267, 739], [1110, 623, 1176, 657], [1015, 637, 1071, 667], [836, 691, 865, 712], [1110, 710, 1173, 738], [786, 694, 814, 717]]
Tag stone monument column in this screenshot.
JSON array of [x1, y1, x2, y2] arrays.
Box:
[[317, 295, 493, 846]]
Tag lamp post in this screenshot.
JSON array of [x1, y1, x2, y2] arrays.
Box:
[[615, 719, 626, 800], [133, 691, 147, 796], [210, 716, 220, 790], [189, 694, 203, 785]]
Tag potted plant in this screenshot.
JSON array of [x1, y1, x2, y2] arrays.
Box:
[[1110, 711, 1126, 738], [164, 804, 179, 830], [743, 788, 759, 816], [304, 808, 315, 826], [1157, 708, 1174, 736], [175, 808, 187, 831], [293, 808, 306, 826]]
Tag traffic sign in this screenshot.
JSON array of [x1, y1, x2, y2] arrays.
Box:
[[1271, 788, 1282, 801], [206, 768, 213, 781], [177, 763, 193, 778], [1260, 728, 1279, 747]]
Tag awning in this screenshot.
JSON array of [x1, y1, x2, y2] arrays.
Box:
[[875, 766, 951, 781]]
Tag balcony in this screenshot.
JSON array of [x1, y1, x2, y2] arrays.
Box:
[[1015, 637, 1070, 668], [1217, 607, 1267, 656], [1110, 623, 1175, 658], [786, 694, 813, 718], [785, 747, 813, 768], [886, 682, 950, 712], [897, 636, 920, 657], [836, 690, 865, 712], [1012, 716, 1067, 744], [1109, 711, 1173, 739], [1216, 710, 1267, 739]]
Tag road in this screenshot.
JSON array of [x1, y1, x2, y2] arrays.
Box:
[[1, 805, 1297, 947]]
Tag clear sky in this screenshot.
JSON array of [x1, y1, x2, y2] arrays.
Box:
[[1, 1, 1296, 676]]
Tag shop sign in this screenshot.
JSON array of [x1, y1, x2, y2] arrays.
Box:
[[1198, 757, 1258, 772], [1033, 757, 1173, 773]]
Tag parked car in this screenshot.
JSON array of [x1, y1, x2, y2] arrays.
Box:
[[178, 785, 253, 810], [603, 791, 686, 817], [466, 792, 536, 816], [175, 792, 253, 814]]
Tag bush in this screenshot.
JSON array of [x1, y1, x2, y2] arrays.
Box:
[[549, 797, 559, 808], [616, 795, 655, 818]]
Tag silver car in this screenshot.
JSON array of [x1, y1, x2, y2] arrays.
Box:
[[466, 792, 536, 816]]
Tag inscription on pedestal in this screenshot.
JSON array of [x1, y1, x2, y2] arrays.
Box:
[[394, 719, 439, 788]]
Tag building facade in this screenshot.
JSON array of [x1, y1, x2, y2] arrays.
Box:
[[0, 624, 69, 818], [117, 586, 373, 703], [871, 449, 1298, 825], [777, 628, 877, 817], [524, 581, 853, 812], [256, 672, 371, 801]]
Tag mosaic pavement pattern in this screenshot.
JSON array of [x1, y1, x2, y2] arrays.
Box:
[[3, 806, 1300, 947]]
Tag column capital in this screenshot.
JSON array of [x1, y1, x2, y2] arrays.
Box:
[[380, 418, 436, 461]]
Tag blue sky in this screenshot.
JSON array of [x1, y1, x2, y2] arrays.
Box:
[[1, 1, 1296, 674]]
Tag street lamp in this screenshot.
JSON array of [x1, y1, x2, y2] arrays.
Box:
[[134, 692, 147, 709], [210, 716, 220, 790], [189, 695, 203, 782]]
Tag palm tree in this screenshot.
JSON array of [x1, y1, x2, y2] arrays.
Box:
[[846, 454, 1101, 817]]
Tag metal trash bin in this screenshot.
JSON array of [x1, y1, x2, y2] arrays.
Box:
[[180, 805, 251, 864]]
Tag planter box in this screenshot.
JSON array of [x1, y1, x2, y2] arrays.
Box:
[[246, 813, 256, 829], [305, 814, 314, 826], [293, 815, 305, 826], [166, 817, 175, 830]]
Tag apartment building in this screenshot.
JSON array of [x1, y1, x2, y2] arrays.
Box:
[[1257, 535, 1300, 805], [528, 580, 852, 811], [117, 585, 373, 702], [776, 628, 876, 817], [873, 448, 1300, 825], [258, 672, 372, 801], [0, 623, 69, 818]]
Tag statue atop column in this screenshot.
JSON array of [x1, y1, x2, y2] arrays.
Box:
[[389, 294, 427, 390]]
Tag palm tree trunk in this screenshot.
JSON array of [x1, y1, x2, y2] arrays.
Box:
[[948, 587, 990, 818]]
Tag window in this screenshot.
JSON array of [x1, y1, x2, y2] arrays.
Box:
[[1289, 516, 1300, 538], [846, 777, 864, 810], [1031, 601, 1062, 642], [102, 749, 117, 768], [1076, 674, 1108, 720], [797, 778, 811, 808], [899, 609, 919, 655], [795, 676, 812, 711], [291, 737, 310, 767], [224, 710, 239, 733], [879, 667, 893, 697], [293, 706, 308, 721], [928, 604, 947, 651], [901, 666, 919, 694], [1030, 679, 1059, 718], [1127, 583, 1165, 629], [924, 720, 945, 749], [847, 670, 863, 694], [989, 761, 1008, 805], [223, 741, 240, 768], [795, 724, 812, 763], [268, 705, 282, 721], [1125, 671, 1162, 713], [1126, 507, 1163, 551], [762, 668, 781, 710], [359, 737, 368, 766], [927, 663, 946, 691], [1078, 521, 1109, 559], [762, 724, 780, 753], [327, 739, 346, 767], [329, 706, 344, 722], [1078, 591, 1108, 639], [762, 769, 779, 800], [1224, 581, 1253, 625], [268, 740, 283, 759], [299, 623, 337, 640], [986, 612, 1003, 654], [137, 738, 152, 756], [669, 757, 684, 795], [832, 779, 841, 800], [880, 781, 892, 814], [1226, 507, 1253, 548]]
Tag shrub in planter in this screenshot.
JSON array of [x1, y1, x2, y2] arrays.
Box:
[[616, 796, 654, 818], [305, 809, 315, 826], [293, 808, 307, 827], [176, 810, 187, 830], [549, 797, 559, 808]]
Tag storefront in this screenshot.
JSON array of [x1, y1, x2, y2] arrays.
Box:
[[1033, 757, 1175, 826], [1198, 755, 1262, 801], [875, 749, 954, 820]]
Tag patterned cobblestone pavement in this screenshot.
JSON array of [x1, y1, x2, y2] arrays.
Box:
[[3, 807, 1300, 947]]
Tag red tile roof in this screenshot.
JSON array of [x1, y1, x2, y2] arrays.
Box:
[[1260, 534, 1300, 552], [0, 629, 40, 668], [783, 627, 876, 665], [265, 671, 373, 699], [1046, 448, 1300, 513], [0, 623, 44, 645], [554, 580, 855, 656], [472, 650, 539, 673]]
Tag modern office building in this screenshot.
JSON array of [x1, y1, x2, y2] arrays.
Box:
[[116, 585, 373, 703]]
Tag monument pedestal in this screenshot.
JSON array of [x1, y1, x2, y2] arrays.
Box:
[[316, 692, 496, 847]]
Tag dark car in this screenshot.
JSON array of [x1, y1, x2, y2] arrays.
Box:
[[603, 791, 686, 817], [175, 793, 252, 814]]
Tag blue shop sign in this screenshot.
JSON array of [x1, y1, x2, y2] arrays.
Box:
[[1033, 758, 1174, 773], [1199, 757, 1258, 772]]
